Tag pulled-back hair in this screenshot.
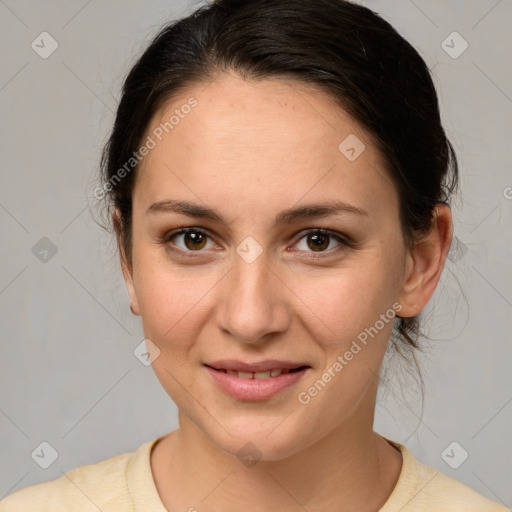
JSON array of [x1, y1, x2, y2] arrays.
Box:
[[95, 0, 458, 373]]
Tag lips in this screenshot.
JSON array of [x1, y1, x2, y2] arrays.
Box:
[[204, 362, 311, 401], [207, 367, 308, 380], [204, 359, 311, 373], [203, 359, 311, 399]]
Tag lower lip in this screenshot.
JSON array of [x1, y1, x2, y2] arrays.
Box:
[[205, 366, 309, 401]]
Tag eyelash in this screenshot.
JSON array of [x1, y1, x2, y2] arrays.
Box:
[[158, 226, 351, 260]]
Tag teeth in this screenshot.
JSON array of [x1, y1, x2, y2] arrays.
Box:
[[220, 368, 295, 379], [254, 371, 271, 379]]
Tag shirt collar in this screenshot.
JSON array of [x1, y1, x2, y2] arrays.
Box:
[[126, 436, 168, 512]]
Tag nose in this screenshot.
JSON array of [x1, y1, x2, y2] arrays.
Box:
[[216, 251, 292, 345]]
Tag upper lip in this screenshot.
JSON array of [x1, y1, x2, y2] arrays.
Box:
[[204, 359, 311, 373]]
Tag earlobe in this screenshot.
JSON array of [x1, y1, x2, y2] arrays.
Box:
[[125, 271, 140, 316], [397, 204, 453, 318]]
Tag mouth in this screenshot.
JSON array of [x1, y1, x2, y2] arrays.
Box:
[[204, 365, 310, 380], [203, 360, 312, 401]]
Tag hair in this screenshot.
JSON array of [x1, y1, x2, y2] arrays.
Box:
[[94, 0, 459, 396]]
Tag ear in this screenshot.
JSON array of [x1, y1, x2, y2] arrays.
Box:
[[397, 204, 453, 318], [112, 208, 140, 316]]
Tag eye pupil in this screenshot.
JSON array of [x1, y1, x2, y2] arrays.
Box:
[[184, 231, 207, 250], [307, 233, 329, 251]]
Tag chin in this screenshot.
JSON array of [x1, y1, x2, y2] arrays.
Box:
[[206, 416, 316, 463]]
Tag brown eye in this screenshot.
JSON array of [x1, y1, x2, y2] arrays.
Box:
[[306, 232, 330, 252], [294, 229, 347, 255], [165, 228, 214, 252], [183, 231, 207, 250]]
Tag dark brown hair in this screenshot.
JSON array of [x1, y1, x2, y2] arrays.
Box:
[[94, 0, 458, 371]]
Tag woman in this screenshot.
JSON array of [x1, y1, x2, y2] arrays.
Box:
[[1, 0, 507, 510]]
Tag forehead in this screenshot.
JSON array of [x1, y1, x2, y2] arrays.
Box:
[[133, 73, 397, 223]]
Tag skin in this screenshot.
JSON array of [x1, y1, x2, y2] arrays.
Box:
[[114, 72, 453, 511]]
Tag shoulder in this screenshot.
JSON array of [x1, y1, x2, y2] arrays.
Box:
[[411, 464, 508, 511], [0, 445, 138, 512], [381, 438, 509, 512]]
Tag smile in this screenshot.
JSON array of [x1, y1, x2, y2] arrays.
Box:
[[213, 367, 307, 379], [204, 364, 311, 401]]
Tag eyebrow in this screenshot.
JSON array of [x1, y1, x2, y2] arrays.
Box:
[[147, 199, 369, 226]]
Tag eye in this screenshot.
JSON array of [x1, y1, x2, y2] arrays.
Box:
[[292, 229, 348, 256], [159, 226, 350, 259], [163, 227, 216, 253]]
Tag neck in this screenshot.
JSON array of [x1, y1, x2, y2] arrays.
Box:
[[151, 408, 402, 511]]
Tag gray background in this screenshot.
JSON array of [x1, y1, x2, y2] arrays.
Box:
[[0, 0, 511, 507]]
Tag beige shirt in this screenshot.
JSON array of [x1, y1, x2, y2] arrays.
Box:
[[1, 436, 508, 511]]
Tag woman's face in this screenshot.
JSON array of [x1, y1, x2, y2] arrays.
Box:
[[120, 73, 412, 460]]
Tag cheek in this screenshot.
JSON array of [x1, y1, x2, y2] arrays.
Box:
[[293, 260, 400, 424], [133, 263, 216, 403], [291, 255, 400, 344], [133, 253, 217, 349]]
